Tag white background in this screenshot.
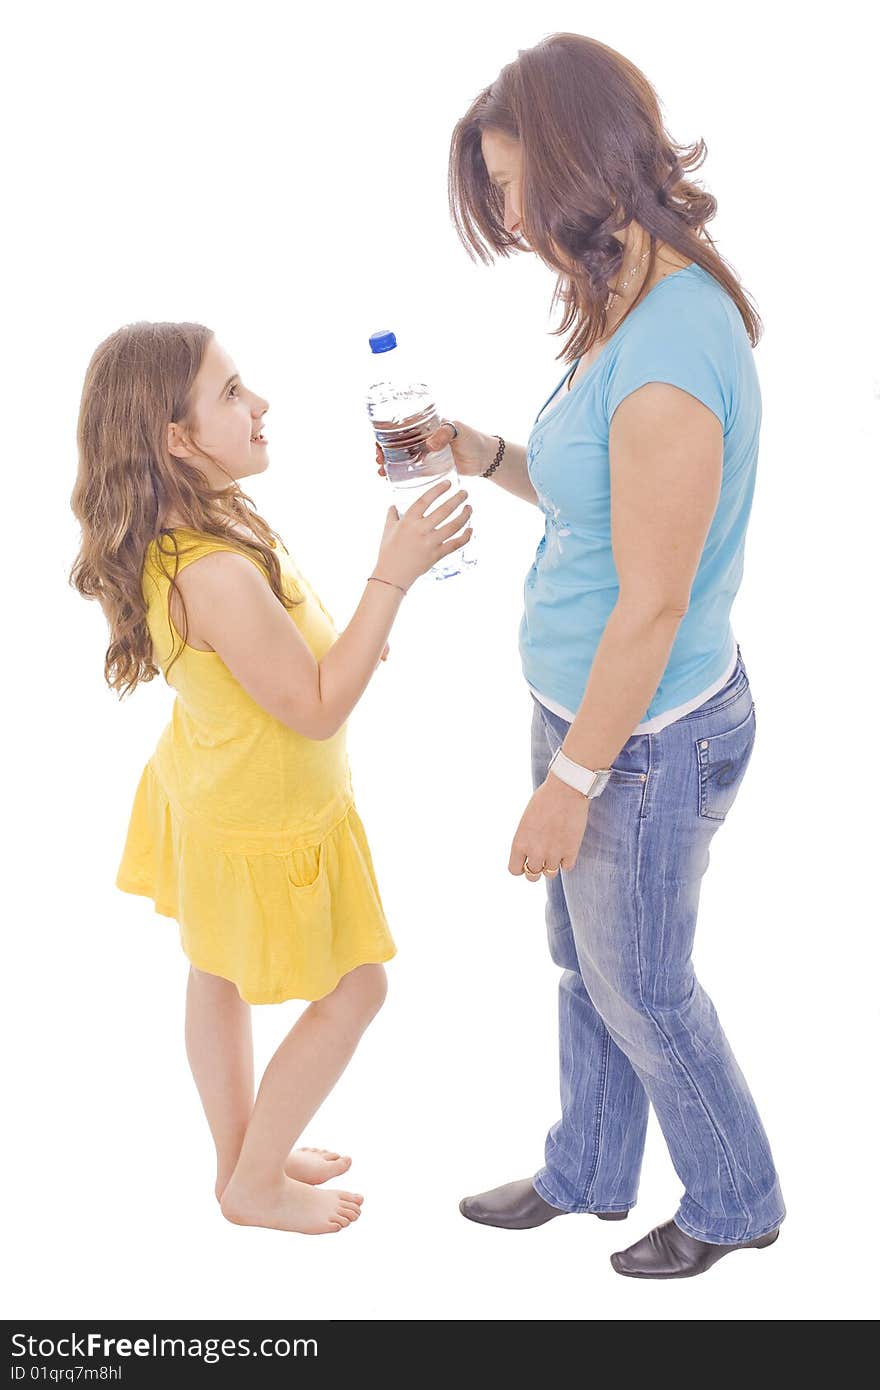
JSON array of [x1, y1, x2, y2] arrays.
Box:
[[3, 0, 878, 1323]]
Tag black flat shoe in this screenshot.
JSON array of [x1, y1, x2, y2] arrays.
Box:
[[459, 1177, 629, 1230], [611, 1217, 780, 1278]]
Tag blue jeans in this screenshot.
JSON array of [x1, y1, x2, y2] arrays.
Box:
[[530, 645, 786, 1243]]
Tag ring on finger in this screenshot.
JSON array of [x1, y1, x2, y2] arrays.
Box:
[[441, 418, 459, 440]]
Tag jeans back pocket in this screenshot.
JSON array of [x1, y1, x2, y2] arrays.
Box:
[[695, 702, 756, 821]]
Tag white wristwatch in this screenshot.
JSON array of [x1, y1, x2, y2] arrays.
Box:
[[548, 746, 613, 800]]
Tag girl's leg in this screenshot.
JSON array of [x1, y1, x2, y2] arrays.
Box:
[[220, 962, 387, 1234], [185, 965, 358, 1201], [185, 965, 254, 1200]]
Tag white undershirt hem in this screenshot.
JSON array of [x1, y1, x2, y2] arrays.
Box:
[[528, 633, 739, 736]]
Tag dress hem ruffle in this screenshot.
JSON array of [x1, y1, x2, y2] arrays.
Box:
[[115, 760, 397, 1004], [114, 873, 396, 1004]]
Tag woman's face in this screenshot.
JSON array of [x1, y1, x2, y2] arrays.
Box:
[[481, 128, 605, 273], [481, 129, 525, 240], [167, 336, 270, 484]]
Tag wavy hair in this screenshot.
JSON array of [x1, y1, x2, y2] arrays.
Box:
[[69, 321, 303, 698], [448, 32, 762, 360]]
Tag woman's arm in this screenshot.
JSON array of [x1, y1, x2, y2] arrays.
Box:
[[481, 437, 539, 506], [507, 380, 724, 876], [394, 423, 540, 506], [555, 382, 724, 773]]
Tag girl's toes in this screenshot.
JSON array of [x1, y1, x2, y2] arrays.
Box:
[[284, 1149, 355, 1185]]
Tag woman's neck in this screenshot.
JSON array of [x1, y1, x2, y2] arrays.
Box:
[[601, 233, 693, 337]]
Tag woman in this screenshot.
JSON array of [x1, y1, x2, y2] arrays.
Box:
[[384, 32, 786, 1279]]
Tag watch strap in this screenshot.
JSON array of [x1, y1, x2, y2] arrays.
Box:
[[548, 746, 613, 799]]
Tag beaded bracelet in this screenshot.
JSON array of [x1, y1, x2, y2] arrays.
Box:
[[481, 435, 506, 478], [368, 575, 408, 596]]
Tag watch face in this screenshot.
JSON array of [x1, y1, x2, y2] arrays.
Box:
[[591, 770, 611, 798]]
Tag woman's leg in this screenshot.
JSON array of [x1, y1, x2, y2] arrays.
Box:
[[535, 866, 649, 1213], [531, 699, 650, 1213], [564, 666, 785, 1244], [220, 962, 387, 1234]]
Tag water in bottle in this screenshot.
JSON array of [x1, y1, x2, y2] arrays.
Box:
[[366, 329, 477, 580]]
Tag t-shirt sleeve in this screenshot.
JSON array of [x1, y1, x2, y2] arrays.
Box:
[[603, 292, 733, 433]]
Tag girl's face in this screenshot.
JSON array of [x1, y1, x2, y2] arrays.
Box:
[[167, 337, 270, 485]]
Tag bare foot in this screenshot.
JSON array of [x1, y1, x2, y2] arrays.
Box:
[[215, 1147, 354, 1202], [284, 1147, 352, 1185], [220, 1174, 364, 1234]]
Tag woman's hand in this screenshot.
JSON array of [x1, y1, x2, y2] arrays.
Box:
[[373, 479, 473, 592], [508, 777, 591, 880], [375, 420, 496, 480]]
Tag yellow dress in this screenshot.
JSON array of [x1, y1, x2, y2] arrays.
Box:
[[115, 527, 396, 1004]]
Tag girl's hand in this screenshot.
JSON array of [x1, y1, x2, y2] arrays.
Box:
[[373, 479, 473, 592], [508, 778, 591, 879], [375, 420, 495, 480]]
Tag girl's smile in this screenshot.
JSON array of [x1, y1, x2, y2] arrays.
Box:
[[168, 336, 271, 485]]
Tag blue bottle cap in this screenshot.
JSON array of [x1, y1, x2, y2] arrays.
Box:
[[369, 330, 397, 354]]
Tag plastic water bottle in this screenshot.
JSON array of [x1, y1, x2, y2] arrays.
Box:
[[366, 330, 477, 580]]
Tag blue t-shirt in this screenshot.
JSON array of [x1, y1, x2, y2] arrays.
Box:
[[518, 261, 760, 726]]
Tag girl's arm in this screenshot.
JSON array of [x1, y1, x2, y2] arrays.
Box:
[[315, 578, 403, 735], [171, 482, 472, 740]]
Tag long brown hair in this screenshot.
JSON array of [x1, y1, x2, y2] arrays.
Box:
[[69, 321, 303, 698], [448, 32, 762, 360]]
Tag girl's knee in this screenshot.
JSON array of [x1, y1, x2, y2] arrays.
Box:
[[345, 962, 388, 1019], [189, 963, 240, 995], [317, 963, 387, 1022]]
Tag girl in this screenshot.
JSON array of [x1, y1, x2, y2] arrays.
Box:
[[70, 321, 473, 1235]]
